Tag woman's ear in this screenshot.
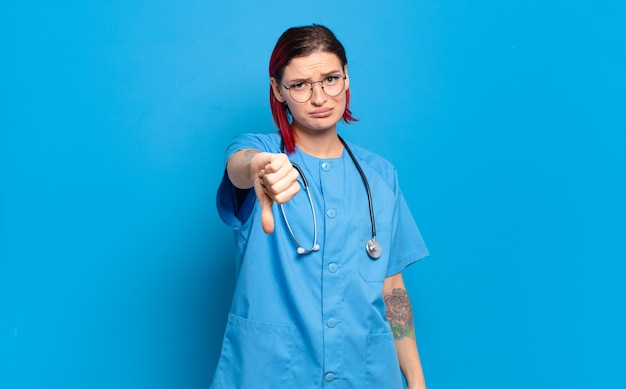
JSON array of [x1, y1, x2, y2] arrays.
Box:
[[270, 78, 285, 103], [344, 65, 350, 91]]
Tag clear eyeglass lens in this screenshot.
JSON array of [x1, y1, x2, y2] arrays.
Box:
[[288, 76, 345, 103]]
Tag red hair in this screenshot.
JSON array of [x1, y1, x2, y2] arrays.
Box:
[[269, 25, 357, 154]]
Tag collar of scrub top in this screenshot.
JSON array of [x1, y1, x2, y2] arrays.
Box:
[[279, 135, 382, 260]]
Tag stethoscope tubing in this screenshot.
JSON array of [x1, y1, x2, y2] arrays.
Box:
[[279, 164, 320, 254], [338, 136, 377, 242], [279, 135, 381, 259]]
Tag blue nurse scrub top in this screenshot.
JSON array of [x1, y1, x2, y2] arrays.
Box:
[[212, 133, 429, 388]]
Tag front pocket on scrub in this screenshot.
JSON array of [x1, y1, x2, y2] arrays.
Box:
[[365, 333, 403, 388], [213, 313, 296, 388]]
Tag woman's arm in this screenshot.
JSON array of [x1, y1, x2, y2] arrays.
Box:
[[383, 273, 426, 389], [226, 149, 300, 233]]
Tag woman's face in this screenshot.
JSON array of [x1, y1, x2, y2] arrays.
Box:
[[271, 51, 349, 136]]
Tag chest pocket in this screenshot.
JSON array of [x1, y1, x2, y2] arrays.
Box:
[[358, 222, 392, 282]]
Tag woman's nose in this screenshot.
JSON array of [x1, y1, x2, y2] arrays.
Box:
[[310, 82, 327, 105]]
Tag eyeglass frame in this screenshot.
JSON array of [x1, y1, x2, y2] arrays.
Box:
[[279, 74, 348, 103]]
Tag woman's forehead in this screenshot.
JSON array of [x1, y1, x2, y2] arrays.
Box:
[[283, 52, 343, 79]]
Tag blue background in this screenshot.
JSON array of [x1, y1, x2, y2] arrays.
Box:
[[2, 1, 625, 388]]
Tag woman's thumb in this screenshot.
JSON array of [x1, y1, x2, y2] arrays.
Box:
[[260, 193, 275, 234]]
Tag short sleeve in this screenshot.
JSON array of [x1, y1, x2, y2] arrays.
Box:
[[385, 174, 429, 277], [215, 133, 281, 228]]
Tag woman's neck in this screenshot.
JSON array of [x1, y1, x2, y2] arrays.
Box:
[[293, 127, 343, 159]]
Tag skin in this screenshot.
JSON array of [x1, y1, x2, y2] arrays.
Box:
[[383, 273, 427, 389], [270, 51, 349, 158], [226, 51, 426, 388], [229, 51, 348, 233]]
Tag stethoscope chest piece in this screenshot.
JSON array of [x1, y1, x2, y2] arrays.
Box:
[[366, 238, 382, 260]]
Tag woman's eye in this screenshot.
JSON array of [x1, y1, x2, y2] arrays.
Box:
[[325, 76, 339, 85], [291, 82, 306, 90]]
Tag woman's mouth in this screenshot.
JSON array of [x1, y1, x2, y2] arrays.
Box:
[[310, 108, 333, 118]]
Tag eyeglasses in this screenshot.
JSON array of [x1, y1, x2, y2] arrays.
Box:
[[280, 75, 347, 103]]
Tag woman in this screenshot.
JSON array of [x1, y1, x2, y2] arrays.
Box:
[[212, 25, 429, 388]]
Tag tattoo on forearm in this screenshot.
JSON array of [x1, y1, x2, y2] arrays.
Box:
[[384, 288, 415, 340], [242, 149, 259, 163]]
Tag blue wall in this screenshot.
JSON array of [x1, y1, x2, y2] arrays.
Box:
[[2, 1, 624, 388]]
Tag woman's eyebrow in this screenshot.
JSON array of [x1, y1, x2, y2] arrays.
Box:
[[286, 69, 343, 83], [321, 69, 342, 76]]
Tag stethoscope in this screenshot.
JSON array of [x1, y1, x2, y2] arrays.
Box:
[[279, 136, 382, 260]]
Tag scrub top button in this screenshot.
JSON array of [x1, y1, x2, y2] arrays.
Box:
[[327, 318, 337, 328], [321, 162, 331, 171], [324, 373, 336, 382], [326, 208, 336, 218], [328, 263, 338, 273]]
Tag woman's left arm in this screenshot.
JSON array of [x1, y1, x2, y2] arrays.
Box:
[[383, 273, 427, 389]]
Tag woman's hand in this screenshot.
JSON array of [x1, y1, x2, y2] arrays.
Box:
[[250, 152, 300, 234]]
